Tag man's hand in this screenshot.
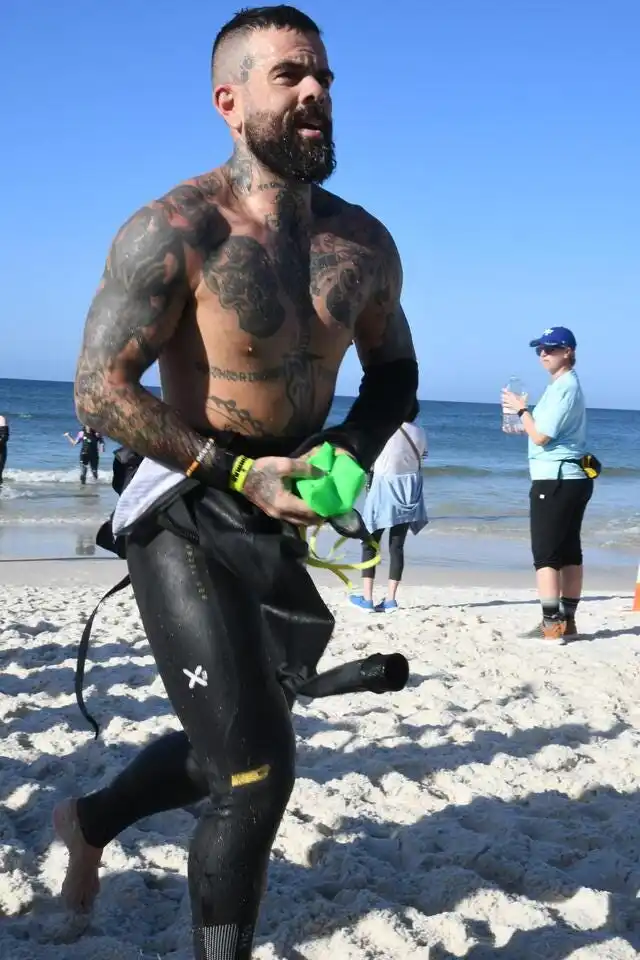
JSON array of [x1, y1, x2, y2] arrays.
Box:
[[242, 457, 325, 526]]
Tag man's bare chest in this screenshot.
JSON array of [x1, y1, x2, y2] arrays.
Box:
[[198, 228, 380, 339]]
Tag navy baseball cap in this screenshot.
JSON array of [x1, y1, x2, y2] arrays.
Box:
[[529, 326, 577, 350]]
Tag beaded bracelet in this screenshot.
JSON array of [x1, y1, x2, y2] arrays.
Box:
[[185, 438, 216, 478]]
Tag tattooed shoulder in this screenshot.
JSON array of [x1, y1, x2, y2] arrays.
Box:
[[155, 173, 228, 253], [76, 178, 225, 402]]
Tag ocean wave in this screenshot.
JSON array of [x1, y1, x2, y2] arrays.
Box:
[[600, 466, 640, 478], [425, 465, 498, 478], [0, 486, 34, 501], [0, 516, 97, 526], [425, 464, 640, 480], [2, 469, 110, 484]]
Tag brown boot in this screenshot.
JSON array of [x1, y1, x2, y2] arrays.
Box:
[[543, 619, 567, 641], [564, 616, 578, 638], [519, 619, 566, 642]]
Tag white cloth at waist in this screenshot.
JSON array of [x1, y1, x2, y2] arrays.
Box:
[[112, 458, 186, 536]]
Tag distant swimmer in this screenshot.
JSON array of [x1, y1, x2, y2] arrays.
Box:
[[0, 414, 8, 485], [64, 425, 105, 484], [53, 6, 418, 958]]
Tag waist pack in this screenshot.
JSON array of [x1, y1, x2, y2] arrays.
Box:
[[559, 453, 602, 480]]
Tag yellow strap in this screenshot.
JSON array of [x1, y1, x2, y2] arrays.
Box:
[[229, 455, 255, 493], [299, 524, 382, 591]]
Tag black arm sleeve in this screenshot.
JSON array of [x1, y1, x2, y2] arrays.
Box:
[[294, 358, 419, 470]]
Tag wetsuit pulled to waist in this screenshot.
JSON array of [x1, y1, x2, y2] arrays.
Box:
[[112, 429, 311, 538]]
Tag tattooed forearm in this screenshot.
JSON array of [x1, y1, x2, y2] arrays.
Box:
[[78, 377, 206, 467]]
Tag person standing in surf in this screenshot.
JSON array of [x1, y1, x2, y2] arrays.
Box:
[[0, 414, 8, 485], [64, 425, 105, 483]]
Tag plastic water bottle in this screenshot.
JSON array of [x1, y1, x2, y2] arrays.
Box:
[[502, 377, 528, 434]]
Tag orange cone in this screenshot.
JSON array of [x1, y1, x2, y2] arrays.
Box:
[[633, 564, 640, 612]]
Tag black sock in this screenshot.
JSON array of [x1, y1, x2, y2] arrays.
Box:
[[541, 599, 561, 625], [560, 596, 580, 619], [193, 923, 254, 959]]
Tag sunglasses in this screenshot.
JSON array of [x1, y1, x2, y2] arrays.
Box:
[[536, 345, 567, 356]]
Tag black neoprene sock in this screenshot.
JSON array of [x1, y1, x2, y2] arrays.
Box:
[[560, 596, 580, 619], [541, 598, 562, 625]]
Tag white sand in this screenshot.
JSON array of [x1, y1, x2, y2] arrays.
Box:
[[2, 564, 640, 959]]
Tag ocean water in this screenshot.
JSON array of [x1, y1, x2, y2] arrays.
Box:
[[1, 377, 639, 570]]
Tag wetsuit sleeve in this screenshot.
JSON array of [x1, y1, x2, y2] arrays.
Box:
[[318, 360, 419, 470]]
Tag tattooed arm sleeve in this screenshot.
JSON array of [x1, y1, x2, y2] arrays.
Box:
[[75, 203, 211, 472], [304, 224, 418, 469]]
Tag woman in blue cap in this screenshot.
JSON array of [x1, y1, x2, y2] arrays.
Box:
[[502, 327, 593, 641]]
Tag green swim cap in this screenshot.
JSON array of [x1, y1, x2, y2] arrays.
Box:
[[295, 443, 366, 517]]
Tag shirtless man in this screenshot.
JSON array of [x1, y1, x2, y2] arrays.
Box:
[[54, 6, 418, 958]]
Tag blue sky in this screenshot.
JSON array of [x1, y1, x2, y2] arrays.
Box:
[[2, 0, 638, 408]]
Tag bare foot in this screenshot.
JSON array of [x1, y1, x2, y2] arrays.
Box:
[[53, 799, 103, 913]]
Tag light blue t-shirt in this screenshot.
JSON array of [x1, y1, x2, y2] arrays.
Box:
[[528, 370, 587, 480]]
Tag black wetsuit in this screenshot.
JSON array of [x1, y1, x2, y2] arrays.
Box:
[[76, 433, 335, 960], [0, 424, 8, 484], [79, 429, 102, 483]]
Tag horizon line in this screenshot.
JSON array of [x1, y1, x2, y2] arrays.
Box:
[[1, 375, 638, 415]]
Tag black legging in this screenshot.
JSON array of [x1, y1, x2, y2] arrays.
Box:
[[76, 491, 334, 960], [361, 523, 410, 581], [80, 451, 99, 483], [0, 426, 8, 483]]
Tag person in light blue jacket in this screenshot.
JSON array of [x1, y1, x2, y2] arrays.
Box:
[[502, 326, 593, 642], [350, 401, 428, 612]]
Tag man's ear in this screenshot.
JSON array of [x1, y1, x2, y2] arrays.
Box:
[[214, 84, 242, 133]]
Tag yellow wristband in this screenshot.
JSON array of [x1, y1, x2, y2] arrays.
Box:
[[229, 455, 255, 493]]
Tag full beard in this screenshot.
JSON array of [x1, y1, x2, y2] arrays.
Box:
[[244, 108, 336, 185]]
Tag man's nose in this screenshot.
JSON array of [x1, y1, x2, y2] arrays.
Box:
[[298, 75, 329, 105]]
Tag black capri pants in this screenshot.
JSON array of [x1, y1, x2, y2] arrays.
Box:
[[529, 478, 593, 570], [362, 524, 410, 581]]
